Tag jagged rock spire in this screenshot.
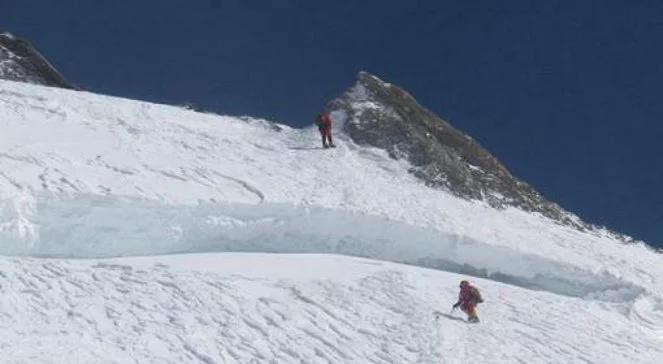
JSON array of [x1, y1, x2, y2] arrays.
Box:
[[329, 71, 582, 227], [0, 32, 74, 89]]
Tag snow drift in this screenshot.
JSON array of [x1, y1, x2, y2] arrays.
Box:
[[0, 79, 662, 362], [0, 194, 645, 303]]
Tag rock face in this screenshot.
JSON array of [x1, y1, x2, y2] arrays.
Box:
[[0, 32, 74, 89], [328, 71, 582, 227]]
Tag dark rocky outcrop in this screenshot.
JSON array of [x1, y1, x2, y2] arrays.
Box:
[[328, 71, 584, 228], [0, 32, 74, 89]]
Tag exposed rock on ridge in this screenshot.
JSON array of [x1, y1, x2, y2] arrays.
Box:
[[0, 32, 74, 89], [328, 71, 582, 227]]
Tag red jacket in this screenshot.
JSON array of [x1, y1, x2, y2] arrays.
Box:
[[317, 113, 332, 129], [458, 285, 482, 307]]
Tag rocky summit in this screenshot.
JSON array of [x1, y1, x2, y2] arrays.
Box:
[[0, 32, 74, 89], [328, 71, 583, 228]]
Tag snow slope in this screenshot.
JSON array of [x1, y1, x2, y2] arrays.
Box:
[[0, 80, 662, 363], [2, 254, 662, 363]]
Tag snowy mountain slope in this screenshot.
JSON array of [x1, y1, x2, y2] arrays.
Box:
[[0, 79, 662, 362], [1, 253, 662, 364], [328, 72, 578, 226]]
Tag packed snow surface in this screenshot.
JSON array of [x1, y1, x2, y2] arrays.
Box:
[[2, 253, 662, 363], [0, 80, 662, 363]]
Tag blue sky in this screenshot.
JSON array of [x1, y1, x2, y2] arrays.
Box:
[[5, 0, 663, 247]]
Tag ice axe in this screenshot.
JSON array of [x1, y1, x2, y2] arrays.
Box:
[[450, 303, 459, 315], [434, 304, 458, 320]]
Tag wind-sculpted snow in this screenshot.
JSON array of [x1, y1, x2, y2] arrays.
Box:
[[0, 80, 659, 284], [1, 80, 663, 362], [0, 254, 662, 364], [0, 195, 646, 303]]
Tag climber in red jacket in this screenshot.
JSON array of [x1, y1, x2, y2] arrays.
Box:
[[315, 112, 335, 148], [452, 280, 483, 323]]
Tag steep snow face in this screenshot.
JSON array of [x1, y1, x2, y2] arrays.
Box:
[[0, 80, 662, 362], [0, 80, 660, 292]]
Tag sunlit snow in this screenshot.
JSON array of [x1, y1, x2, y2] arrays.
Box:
[[0, 80, 662, 363]]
